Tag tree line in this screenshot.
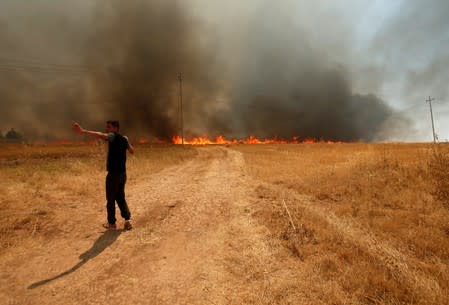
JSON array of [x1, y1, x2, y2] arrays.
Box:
[[0, 128, 23, 141]]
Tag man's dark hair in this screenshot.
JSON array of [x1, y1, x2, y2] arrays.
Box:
[[107, 120, 120, 129]]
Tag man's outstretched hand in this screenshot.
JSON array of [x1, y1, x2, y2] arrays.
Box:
[[72, 121, 84, 134], [71, 121, 108, 140]]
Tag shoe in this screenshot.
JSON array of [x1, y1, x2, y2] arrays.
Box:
[[124, 220, 133, 231], [102, 223, 117, 230]]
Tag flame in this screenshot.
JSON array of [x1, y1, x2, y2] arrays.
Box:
[[39, 136, 342, 146], [303, 139, 315, 145], [172, 135, 183, 145], [171, 135, 341, 145]]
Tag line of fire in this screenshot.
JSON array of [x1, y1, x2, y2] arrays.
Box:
[[27, 136, 343, 146]]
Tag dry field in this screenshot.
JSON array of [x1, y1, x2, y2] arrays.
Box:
[[0, 142, 448, 305], [0, 143, 197, 250], [233, 143, 449, 304]]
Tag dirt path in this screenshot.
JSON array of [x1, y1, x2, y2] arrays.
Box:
[[4, 147, 292, 305]]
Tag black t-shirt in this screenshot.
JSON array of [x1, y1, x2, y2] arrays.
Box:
[[107, 132, 129, 173]]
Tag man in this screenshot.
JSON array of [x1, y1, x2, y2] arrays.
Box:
[[72, 120, 134, 230]]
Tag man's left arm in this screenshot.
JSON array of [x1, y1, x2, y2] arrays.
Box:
[[124, 136, 135, 154]]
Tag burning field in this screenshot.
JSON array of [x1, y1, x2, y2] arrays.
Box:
[[1, 142, 448, 305], [1, 1, 448, 303], [172, 135, 335, 145]]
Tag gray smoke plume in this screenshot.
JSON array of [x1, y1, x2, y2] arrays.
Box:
[[357, 0, 449, 140], [201, 1, 404, 141], [0, 1, 95, 139], [1, 0, 446, 141], [371, 0, 449, 105]]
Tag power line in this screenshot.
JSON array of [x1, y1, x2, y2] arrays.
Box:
[[0, 56, 99, 76], [0, 55, 96, 68], [0, 64, 95, 73], [0, 62, 94, 70]]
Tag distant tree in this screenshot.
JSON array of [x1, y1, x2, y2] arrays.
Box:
[[0, 130, 3, 139], [6, 128, 22, 141]]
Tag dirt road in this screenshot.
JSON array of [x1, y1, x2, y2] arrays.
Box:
[[3, 147, 298, 305]]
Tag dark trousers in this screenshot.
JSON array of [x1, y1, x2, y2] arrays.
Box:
[[106, 172, 131, 224]]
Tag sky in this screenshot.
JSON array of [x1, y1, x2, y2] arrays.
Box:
[[0, 0, 448, 142], [348, 0, 449, 141]]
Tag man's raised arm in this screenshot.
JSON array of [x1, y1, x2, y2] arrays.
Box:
[[72, 121, 108, 140]]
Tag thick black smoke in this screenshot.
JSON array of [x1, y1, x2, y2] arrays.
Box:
[[84, 0, 223, 140], [0, 0, 222, 140], [3, 0, 442, 141], [203, 1, 401, 141]]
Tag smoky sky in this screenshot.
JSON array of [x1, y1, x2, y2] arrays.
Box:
[[0, 0, 446, 141], [84, 1, 222, 140], [372, 0, 449, 105]]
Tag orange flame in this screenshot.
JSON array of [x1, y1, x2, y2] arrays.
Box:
[[171, 135, 341, 145], [45, 136, 342, 146], [42, 136, 344, 146]]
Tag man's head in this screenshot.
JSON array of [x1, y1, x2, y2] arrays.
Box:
[[106, 120, 120, 133]]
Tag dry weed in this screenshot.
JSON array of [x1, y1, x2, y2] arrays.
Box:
[[0, 144, 197, 252], [428, 146, 449, 208], [234, 143, 449, 305]]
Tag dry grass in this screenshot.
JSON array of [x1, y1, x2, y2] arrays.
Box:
[[0, 143, 197, 252], [2, 142, 448, 304], [233, 143, 449, 305], [428, 147, 449, 209]]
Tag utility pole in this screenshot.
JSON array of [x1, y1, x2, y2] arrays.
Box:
[[426, 96, 436, 143], [178, 73, 184, 145]]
